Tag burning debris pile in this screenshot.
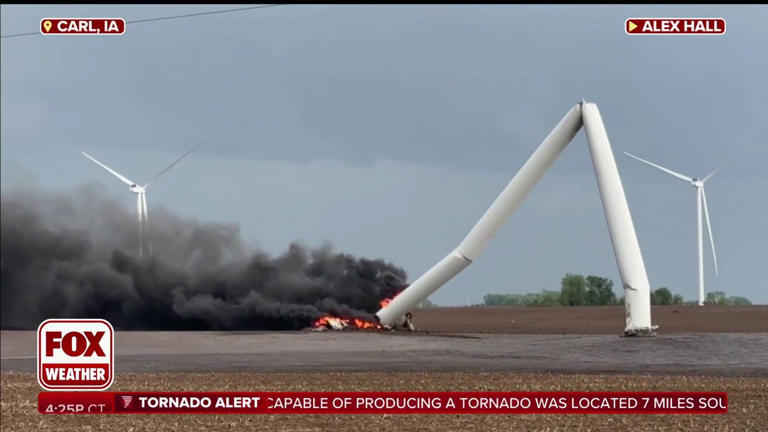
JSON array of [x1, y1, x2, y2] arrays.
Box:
[[0, 185, 409, 331], [310, 294, 415, 331], [312, 316, 379, 330]]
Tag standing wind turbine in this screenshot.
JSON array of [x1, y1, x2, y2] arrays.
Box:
[[81, 144, 200, 258], [624, 152, 718, 306]]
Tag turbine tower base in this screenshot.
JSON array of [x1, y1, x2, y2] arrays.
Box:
[[623, 325, 659, 337]]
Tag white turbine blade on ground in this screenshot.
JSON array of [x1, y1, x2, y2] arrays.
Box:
[[623, 152, 693, 182], [701, 187, 718, 276], [702, 168, 719, 183], [82, 152, 136, 186], [143, 142, 202, 188]]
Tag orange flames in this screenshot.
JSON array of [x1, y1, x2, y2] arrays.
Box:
[[312, 315, 381, 330], [312, 293, 400, 331]]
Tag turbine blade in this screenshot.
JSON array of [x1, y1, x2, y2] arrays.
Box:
[[82, 152, 136, 186], [143, 141, 202, 188], [136, 194, 143, 223], [141, 193, 149, 222], [142, 193, 152, 256], [623, 152, 693, 182], [701, 187, 718, 276], [136, 194, 144, 258], [702, 168, 719, 183]]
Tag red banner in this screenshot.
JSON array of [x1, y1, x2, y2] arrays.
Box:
[[625, 18, 726, 35], [39, 392, 728, 415], [40, 18, 126, 35]]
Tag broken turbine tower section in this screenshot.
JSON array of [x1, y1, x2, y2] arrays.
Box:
[[376, 101, 657, 336]]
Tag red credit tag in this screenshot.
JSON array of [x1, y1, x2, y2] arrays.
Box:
[[40, 18, 126, 35], [626, 18, 726, 35]]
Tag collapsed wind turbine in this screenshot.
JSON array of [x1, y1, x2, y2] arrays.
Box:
[[376, 101, 657, 336], [623, 152, 718, 306], [81, 144, 200, 258]]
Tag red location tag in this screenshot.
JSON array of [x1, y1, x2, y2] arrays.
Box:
[[40, 18, 126, 35]]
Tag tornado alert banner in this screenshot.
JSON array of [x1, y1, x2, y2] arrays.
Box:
[[38, 392, 727, 415]]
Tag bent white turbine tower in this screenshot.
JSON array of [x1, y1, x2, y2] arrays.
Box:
[[377, 101, 656, 335], [81, 144, 199, 258], [623, 152, 718, 306]]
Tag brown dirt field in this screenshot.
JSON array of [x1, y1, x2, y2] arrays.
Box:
[[3, 307, 765, 430], [412, 305, 768, 334], [2, 372, 766, 431]]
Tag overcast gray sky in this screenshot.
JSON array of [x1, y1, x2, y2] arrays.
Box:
[[2, 5, 766, 305]]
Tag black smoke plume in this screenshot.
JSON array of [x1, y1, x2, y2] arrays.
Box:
[[0, 185, 407, 330]]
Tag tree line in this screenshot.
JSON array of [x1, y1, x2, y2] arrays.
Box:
[[483, 273, 752, 306]]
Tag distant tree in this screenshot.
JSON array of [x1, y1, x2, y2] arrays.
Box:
[[585, 276, 616, 306], [705, 291, 728, 305], [704, 291, 753, 306], [560, 274, 587, 306], [483, 291, 562, 306], [726, 296, 752, 306], [530, 290, 562, 306], [481, 280, 747, 307], [419, 298, 439, 309], [652, 287, 674, 305], [483, 294, 506, 306]]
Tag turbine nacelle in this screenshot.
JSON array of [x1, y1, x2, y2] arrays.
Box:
[[129, 184, 146, 194], [691, 179, 704, 188]]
